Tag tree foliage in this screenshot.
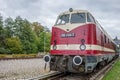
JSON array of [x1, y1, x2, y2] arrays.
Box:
[[0, 14, 7, 53], [32, 22, 44, 37], [5, 37, 23, 54], [0, 14, 4, 46], [0, 15, 51, 54], [4, 17, 15, 38], [38, 32, 51, 52]]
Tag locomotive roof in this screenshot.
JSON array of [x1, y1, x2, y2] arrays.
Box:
[[59, 9, 89, 15]]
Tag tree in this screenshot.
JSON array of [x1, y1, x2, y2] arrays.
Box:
[[4, 17, 15, 38], [0, 14, 4, 46], [0, 15, 51, 54], [38, 31, 51, 52], [45, 32, 51, 52], [14, 17, 38, 53], [31, 22, 44, 37], [0, 14, 3, 29], [5, 37, 23, 54], [0, 14, 7, 53], [14, 16, 24, 37]]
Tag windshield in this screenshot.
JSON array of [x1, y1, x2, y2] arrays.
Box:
[[56, 14, 69, 25], [55, 13, 86, 25], [87, 13, 95, 23], [71, 13, 86, 23]]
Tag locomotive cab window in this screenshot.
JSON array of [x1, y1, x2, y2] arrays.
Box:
[[70, 13, 86, 23], [55, 14, 70, 25], [87, 13, 95, 23]]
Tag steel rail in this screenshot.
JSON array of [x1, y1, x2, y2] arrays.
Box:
[[26, 71, 63, 80]]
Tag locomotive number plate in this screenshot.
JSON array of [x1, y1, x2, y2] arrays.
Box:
[[61, 33, 75, 38]]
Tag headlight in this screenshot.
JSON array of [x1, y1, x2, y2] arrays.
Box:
[[80, 44, 86, 50], [53, 45, 57, 50], [73, 56, 82, 65]]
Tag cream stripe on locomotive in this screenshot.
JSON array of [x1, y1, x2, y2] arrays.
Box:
[[51, 44, 115, 52], [55, 23, 89, 32]]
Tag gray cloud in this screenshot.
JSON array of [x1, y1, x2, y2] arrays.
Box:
[[0, 0, 120, 38]]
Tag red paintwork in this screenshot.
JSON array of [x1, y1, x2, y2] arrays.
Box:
[[50, 24, 115, 55], [51, 24, 96, 45]]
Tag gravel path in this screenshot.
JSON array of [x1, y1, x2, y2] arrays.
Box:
[[0, 58, 50, 80]]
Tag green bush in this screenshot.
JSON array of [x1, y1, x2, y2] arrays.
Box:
[[5, 37, 23, 54]]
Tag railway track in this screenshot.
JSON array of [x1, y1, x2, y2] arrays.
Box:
[[25, 58, 118, 80], [26, 71, 66, 80]]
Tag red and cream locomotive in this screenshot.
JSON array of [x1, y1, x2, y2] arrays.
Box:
[[44, 8, 119, 73]]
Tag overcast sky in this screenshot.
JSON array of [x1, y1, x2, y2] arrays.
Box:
[[0, 0, 120, 38]]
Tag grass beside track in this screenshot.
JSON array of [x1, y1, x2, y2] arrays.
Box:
[[103, 58, 120, 80]]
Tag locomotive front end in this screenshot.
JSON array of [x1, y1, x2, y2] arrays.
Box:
[[48, 8, 97, 73]]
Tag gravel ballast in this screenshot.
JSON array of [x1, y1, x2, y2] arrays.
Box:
[[0, 58, 50, 80]]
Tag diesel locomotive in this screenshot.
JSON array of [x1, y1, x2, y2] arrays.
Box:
[[44, 8, 119, 73]]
